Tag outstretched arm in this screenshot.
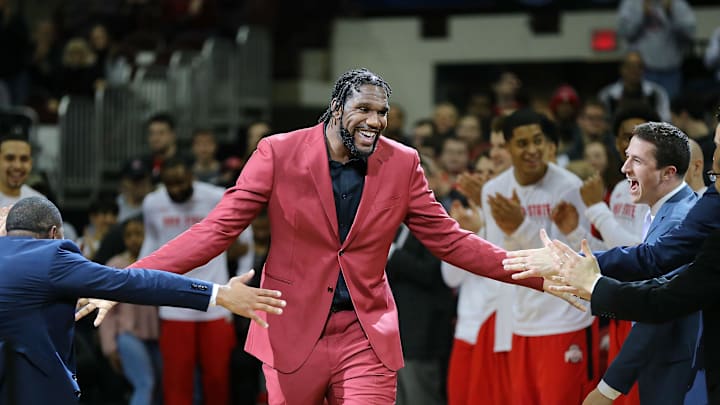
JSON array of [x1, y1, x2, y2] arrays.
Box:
[[548, 230, 720, 323], [596, 187, 720, 276]]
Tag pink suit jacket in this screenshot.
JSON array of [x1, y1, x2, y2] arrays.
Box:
[[131, 123, 543, 372]]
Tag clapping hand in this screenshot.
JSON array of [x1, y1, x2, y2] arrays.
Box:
[[456, 172, 485, 206], [551, 201, 579, 236], [488, 190, 524, 235], [449, 199, 483, 233]]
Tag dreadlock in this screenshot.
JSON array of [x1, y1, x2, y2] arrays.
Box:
[[318, 68, 392, 124]]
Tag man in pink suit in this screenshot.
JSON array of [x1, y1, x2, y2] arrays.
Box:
[[83, 68, 545, 404]]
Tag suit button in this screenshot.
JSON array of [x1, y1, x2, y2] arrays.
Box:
[[328, 286, 333, 293], [339, 250, 344, 256]]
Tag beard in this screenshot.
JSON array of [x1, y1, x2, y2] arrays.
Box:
[[340, 122, 378, 160], [168, 185, 193, 203]]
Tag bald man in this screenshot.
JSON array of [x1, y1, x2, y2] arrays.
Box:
[[685, 138, 707, 195]]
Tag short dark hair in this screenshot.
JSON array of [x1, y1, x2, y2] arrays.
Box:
[[318, 68, 392, 124], [490, 115, 506, 133], [146, 112, 175, 130], [502, 108, 547, 142], [611, 102, 660, 138], [6, 197, 62, 235], [632, 122, 690, 176], [540, 117, 558, 146], [0, 134, 31, 147]]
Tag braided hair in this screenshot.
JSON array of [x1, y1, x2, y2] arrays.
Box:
[[318, 68, 392, 124]]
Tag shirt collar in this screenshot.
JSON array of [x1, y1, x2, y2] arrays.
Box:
[[650, 181, 687, 216]]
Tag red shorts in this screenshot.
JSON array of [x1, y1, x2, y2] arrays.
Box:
[[509, 321, 600, 405], [447, 338, 474, 405], [467, 312, 511, 405]]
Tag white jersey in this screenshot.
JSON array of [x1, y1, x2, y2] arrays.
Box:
[[442, 259, 513, 352], [483, 163, 594, 341], [140, 181, 230, 321], [236, 226, 254, 276], [568, 180, 648, 250], [0, 185, 44, 207]]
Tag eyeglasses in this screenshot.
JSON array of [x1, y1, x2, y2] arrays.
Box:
[[708, 170, 720, 183]]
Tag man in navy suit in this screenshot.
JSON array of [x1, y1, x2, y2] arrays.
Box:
[[0, 197, 286, 405], [584, 122, 702, 404]]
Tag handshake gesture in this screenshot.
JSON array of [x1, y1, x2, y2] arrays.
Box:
[[503, 229, 602, 303]]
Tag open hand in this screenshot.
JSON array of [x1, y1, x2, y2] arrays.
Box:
[[76, 298, 118, 326], [546, 239, 600, 300], [551, 201, 579, 235], [580, 174, 604, 207], [488, 190, 524, 235], [543, 278, 587, 312], [450, 199, 483, 233], [217, 270, 286, 328], [503, 229, 560, 279], [456, 172, 485, 206]]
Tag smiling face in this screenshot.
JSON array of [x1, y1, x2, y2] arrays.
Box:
[[161, 165, 194, 203], [621, 136, 665, 205], [336, 84, 389, 158], [508, 123, 548, 185], [489, 131, 512, 174], [0, 140, 32, 197]]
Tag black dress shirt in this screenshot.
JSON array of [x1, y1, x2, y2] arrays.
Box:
[[328, 157, 366, 310]]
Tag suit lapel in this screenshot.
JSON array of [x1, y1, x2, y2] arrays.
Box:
[[645, 185, 692, 241], [305, 126, 339, 241], [342, 141, 389, 248]]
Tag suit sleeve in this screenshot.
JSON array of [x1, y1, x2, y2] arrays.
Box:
[[592, 229, 720, 323], [601, 212, 687, 281], [596, 187, 720, 277], [130, 138, 274, 273], [404, 152, 543, 291], [49, 242, 213, 310]]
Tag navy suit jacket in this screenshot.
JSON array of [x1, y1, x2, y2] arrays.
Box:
[[601, 185, 702, 403], [0, 237, 214, 405]]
